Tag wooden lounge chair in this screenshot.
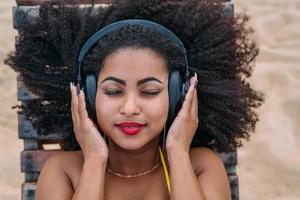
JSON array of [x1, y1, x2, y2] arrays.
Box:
[[12, 0, 238, 199]]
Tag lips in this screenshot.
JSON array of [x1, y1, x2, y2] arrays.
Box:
[[115, 121, 146, 135]]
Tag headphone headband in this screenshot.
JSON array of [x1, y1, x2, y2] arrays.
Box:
[[78, 19, 187, 62]]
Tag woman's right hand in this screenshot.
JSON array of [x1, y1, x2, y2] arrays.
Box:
[[70, 83, 109, 161]]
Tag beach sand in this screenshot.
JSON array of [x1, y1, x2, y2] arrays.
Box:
[[0, 0, 299, 199], [234, 0, 300, 199]]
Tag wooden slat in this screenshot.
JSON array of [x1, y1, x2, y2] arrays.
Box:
[[21, 169, 238, 200], [17, 75, 39, 101], [23, 138, 63, 150], [21, 170, 239, 200], [22, 182, 36, 200], [16, 0, 113, 6], [20, 150, 237, 172], [224, 1, 234, 16], [23, 139, 40, 150], [21, 150, 62, 172], [229, 175, 239, 200], [225, 165, 236, 176], [217, 150, 237, 166], [18, 113, 68, 139], [18, 113, 38, 139], [14, 1, 233, 30], [16, 0, 230, 6], [25, 172, 40, 182]]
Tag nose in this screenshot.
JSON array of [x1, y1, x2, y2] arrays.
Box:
[[119, 94, 141, 116]]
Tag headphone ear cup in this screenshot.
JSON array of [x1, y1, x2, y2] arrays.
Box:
[[84, 74, 106, 139], [85, 74, 97, 120], [167, 70, 184, 128]]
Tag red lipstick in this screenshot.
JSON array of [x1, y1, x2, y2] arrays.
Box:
[[115, 122, 146, 135]]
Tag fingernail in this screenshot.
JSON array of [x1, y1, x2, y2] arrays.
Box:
[[70, 82, 73, 91]]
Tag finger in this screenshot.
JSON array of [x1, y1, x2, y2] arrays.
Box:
[[71, 83, 81, 125], [78, 89, 89, 120], [181, 75, 197, 113], [191, 75, 198, 116], [193, 74, 199, 124], [70, 99, 75, 124], [192, 73, 198, 112], [70, 83, 75, 122], [191, 86, 198, 116], [192, 89, 199, 126]]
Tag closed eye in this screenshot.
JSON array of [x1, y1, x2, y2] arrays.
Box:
[[104, 90, 161, 96], [141, 91, 160, 96], [104, 90, 122, 96]]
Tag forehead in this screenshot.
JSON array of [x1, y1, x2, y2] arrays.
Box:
[[98, 48, 168, 81]]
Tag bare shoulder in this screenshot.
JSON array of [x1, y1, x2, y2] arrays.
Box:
[[48, 150, 84, 182], [189, 147, 224, 175], [42, 150, 83, 173], [189, 147, 231, 199], [35, 150, 83, 200], [49, 150, 84, 169], [35, 152, 75, 200]]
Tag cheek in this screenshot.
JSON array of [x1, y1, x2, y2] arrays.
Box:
[[144, 92, 169, 127], [145, 98, 168, 120], [95, 94, 118, 130]]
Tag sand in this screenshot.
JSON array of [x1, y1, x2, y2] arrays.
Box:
[[0, 0, 299, 199], [0, 1, 23, 200], [235, 0, 300, 199]]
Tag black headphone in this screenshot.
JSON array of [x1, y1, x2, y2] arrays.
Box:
[[76, 19, 190, 134]]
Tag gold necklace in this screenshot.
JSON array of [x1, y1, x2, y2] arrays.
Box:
[[106, 159, 161, 178]]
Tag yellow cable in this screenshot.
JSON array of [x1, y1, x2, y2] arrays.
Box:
[[159, 146, 171, 194]]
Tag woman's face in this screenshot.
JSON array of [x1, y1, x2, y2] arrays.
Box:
[[95, 48, 169, 150]]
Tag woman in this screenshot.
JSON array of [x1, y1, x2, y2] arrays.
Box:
[[5, 0, 264, 199]]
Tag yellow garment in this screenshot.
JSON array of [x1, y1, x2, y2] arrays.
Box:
[[159, 146, 170, 194]]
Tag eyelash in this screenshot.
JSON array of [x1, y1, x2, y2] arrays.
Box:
[[104, 90, 160, 96]]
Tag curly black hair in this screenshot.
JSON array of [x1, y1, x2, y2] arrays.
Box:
[[5, 0, 264, 152]]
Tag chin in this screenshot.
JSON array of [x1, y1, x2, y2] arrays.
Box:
[[109, 138, 148, 151], [111, 133, 160, 152]]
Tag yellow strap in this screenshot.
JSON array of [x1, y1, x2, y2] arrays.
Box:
[[159, 146, 171, 194]]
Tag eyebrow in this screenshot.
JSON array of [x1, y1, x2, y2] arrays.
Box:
[[100, 76, 163, 86]]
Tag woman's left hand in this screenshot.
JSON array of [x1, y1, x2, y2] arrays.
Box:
[[165, 73, 199, 153]]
